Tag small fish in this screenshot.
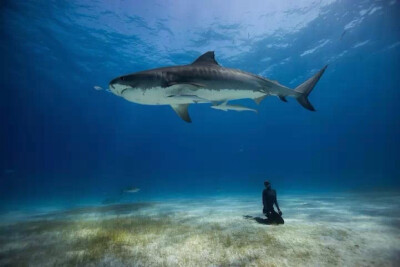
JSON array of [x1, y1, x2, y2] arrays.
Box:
[[340, 30, 347, 41], [94, 85, 103, 90], [122, 187, 140, 193], [211, 102, 258, 113]]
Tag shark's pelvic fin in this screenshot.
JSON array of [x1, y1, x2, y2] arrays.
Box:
[[279, 96, 288, 102], [254, 95, 267, 105], [171, 104, 191, 123], [191, 51, 219, 66]]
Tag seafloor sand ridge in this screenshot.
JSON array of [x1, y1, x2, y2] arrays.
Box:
[[0, 193, 399, 266]]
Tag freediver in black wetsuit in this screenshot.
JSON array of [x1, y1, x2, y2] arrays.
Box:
[[262, 180, 284, 224]]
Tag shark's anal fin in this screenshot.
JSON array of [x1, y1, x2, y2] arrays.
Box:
[[254, 95, 267, 105], [279, 96, 288, 102], [171, 104, 191, 123]]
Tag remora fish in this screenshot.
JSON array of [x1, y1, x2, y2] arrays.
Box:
[[109, 51, 327, 122], [211, 101, 257, 113]]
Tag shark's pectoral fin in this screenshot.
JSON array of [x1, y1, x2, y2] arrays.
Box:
[[254, 95, 267, 105], [186, 82, 206, 88], [168, 94, 208, 103], [171, 104, 191, 123], [163, 81, 205, 89], [279, 96, 288, 102], [211, 100, 228, 106]]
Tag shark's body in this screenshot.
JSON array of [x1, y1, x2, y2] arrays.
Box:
[[109, 51, 327, 122]]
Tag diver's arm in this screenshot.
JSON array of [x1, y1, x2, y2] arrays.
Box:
[[262, 190, 267, 213], [274, 192, 282, 215], [262, 191, 265, 205]]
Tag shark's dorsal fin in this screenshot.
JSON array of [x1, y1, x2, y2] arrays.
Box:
[[171, 104, 192, 123], [191, 51, 219, 65]]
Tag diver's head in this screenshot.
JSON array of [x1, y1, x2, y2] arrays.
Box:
[[264, 180, 271, 189]]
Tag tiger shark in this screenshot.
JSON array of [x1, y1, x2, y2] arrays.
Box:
[[109, 51, 327, 122]]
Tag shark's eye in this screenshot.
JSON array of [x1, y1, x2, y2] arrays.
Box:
[[120, 77, 125, 81]]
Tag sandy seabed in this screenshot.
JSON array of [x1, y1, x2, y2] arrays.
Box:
[[0, 193, 399, 266]]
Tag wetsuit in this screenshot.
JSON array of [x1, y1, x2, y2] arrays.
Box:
[[262, 188, 284, 224]]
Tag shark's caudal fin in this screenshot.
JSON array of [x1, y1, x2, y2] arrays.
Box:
[[294, 65, 327, 111]]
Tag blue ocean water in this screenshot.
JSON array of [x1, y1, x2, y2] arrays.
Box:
[[1, 0, 399, 210]]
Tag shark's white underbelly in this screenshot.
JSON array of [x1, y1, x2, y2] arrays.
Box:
[[122, 87, 266, 105]]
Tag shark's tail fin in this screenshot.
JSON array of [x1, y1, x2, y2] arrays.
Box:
[[294, 65, 327, 111]]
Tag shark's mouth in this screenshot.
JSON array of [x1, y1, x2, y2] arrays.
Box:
[[120, 88, 128, 95]]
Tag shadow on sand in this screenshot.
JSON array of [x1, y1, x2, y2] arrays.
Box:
[[243, 215, 284, 225], [32, 202, 157, 220]]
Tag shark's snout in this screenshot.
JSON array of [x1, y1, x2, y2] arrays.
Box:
[[109, 77, 125, 96]]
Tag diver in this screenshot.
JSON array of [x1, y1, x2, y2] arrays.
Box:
[[262, 180, 284, 224]]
